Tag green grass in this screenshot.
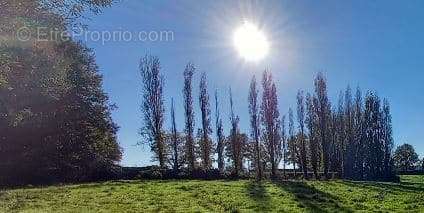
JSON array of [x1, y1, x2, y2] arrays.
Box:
[[1, 175, 423, 212]]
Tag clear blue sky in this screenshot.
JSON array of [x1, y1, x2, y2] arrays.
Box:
[[81, 0, 424, 166]]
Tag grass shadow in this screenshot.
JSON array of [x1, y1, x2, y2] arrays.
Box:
[[273, 180, 353, 213], [245, 181, 272, 211], [339, 180, 424, 194]]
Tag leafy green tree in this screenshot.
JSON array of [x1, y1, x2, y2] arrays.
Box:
[[1, 0, 114, 30], [394, 144, 419, 172], [225, 132, 247, 176], [1, 0, 121, 185], [60, 41, 122, 180], [41, 0, 114, 27]]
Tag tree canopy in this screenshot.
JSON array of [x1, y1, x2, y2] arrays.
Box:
[[394, 144, 419, 172], [0, 0, 121, 185]]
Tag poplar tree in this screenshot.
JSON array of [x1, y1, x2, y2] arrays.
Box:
[[281, 115, 287, 178], [260, 71, 281, 179], [296, 90, 308, 178], [332, 92, 344, 176], [248, 76, 262, 180], [314, 73, 331, 179], [198, 72, 213, 170], [306, 93, 319, 179], [353, 87, 364, 179], [288, 108, 297, 176], [214, 90, 225, 173], [363, 92, 383, 180], [228, 88, 243, 176], [344, 86, 355, 179], [183, 63, 196, 171], [382, 99, 394, 178], [139, 55, 166, 169], [170, 98, 180, 172]]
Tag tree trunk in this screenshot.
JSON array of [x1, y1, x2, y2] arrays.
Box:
[[255, 140, 262, 181]]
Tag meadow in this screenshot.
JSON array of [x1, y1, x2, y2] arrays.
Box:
[[0, 175, 423, 212]]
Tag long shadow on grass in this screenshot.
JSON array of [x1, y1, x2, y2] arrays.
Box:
[[339, 180, 424, 194], [273, 180, 353, 213], [245, 181, 272, 212]]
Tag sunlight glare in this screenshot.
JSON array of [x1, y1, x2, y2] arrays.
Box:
[[233, 21, 269, 62]]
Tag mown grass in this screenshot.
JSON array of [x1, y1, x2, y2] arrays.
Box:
[[0, 175, 423, 212]]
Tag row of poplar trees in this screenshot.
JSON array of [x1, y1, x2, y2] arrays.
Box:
[[140, 55, 396, 181], [288, 74, 396, 181]]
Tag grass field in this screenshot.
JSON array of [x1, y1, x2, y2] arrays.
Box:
[[1, 175, 423, 212]]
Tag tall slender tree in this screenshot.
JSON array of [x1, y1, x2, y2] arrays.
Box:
[[296, 90, 308, 178], [306, 93, 319, 179], [382, 99, 394, 178], [248, 76, 262, 180], [260, 71, 281, 179], [170, 98, 179, 172], [139, 55, 166, 169], [183, 63, 196, 171], [281, 115, 287, 178], [332, 92, 344, 176], [214, 90, 225, 173], [228, 87, 242, 176], [198, 72, 213, 170], [288, 108, 297, 176], [344, 86, 355, 179], [272, 84, 284, 170], [314, 73, 331, 179], [353, 87, 364, 179], [363, 92, 383, 180]]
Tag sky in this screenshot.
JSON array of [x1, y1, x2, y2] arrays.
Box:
[[80, 0, 424, 166]]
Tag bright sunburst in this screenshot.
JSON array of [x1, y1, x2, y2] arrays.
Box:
[[233, 21, 269, 62]]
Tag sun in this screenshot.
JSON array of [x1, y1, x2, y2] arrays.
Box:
[[233, 21, 269, 62]]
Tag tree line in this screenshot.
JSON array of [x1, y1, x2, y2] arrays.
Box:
[[2, 0, 417, 186], [140, 55, 398, 181]]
